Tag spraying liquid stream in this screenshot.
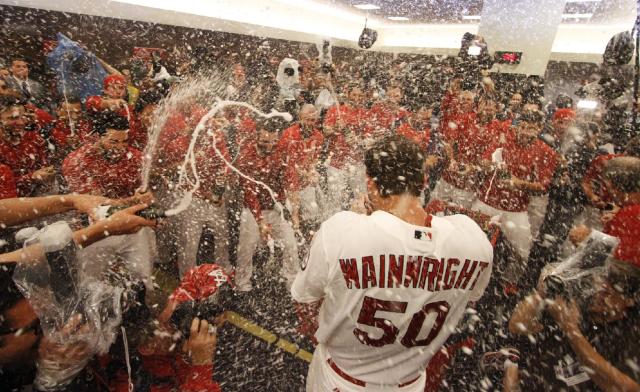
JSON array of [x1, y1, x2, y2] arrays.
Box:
[[164, 99, 292, 217]]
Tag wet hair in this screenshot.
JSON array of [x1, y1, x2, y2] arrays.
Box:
[[0, 96, 26, 113], [625, 136, 640, 158], [10, 56, 28, 65], [134, 84, 168, 113], [93, 112, 130, 135], [603, 156, 640, 193], [365, 135, 425, 197], [256, 117, 286, 134], [519, 110, 545, 124]]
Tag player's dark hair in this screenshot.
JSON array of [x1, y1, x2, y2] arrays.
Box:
[[0, 96, 26, 113], [365, 135, 425, 197], [256, 117, 286, 134], [603, 156, 640, 193], [93, 112, 130, 135], [625, 136, 640, 158], [520, 110, 545, 124], [10, 56, 28, 65]]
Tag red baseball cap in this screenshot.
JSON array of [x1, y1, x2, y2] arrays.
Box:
[[104, 74, 127, 89], [553, 108, 576, 122], [169, 264, 233, 304]]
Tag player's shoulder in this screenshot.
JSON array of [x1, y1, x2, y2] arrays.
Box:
[[321, 210, 366, 230], [436, 214, 493, 255]]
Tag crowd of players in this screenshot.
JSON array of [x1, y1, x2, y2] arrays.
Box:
[[0, 32, 639, 391]]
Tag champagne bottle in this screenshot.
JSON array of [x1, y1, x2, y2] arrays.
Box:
[[106, 205, 166, 220]]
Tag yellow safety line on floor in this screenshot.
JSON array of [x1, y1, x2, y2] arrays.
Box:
[[226, 311, 314, 363]]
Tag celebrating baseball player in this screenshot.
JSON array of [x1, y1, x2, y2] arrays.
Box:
[[292, 135, 493, 391]]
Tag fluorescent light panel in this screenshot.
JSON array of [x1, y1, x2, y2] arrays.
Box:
[[387, 16, 409, 21], [462, 15, 481, 20], [566, 0, 601, 3], [562, 13, 593, 19], [577, 99, 598, 109], [354, 3, 380, 10]]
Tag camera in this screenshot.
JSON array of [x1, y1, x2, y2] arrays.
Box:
[[543, 231, 619, 300], [169, 282, 234, 338]]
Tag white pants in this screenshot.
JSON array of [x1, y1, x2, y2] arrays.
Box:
[[307, 344, 426, 392], [236, 208, 299, 291], [78, 227, 156, 290], [472, 200, 532, 260], [528, 195, 549, 239], [176, 197, 230, 277], [431, 179, 476, 209]]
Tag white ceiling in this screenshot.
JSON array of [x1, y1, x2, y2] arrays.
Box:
[[1, 0, 636, 63]]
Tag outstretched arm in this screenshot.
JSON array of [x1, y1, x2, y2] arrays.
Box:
[[0, 194, 112, 227], [549, 298, 640, 392]]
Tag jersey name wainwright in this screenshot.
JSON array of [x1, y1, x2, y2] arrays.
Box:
[[339, 255, 490, 291]]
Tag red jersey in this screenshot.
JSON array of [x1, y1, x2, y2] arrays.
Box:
[[324, 104, 369, 135], [477, 135, 558, 212], [62, 143, 142, 198], [396, 123, 430, 151], [85, 95, 147, 149], [367, 103, 411, 137], [323, 105, 367, 165], [439, 90, 460, 130], [582, 153, 623, 205], [604, 205, 640, 268], [170, 264, 233, 303], [236, 141, 288, 220], [441, 111, 482, 190], [479, 119, 511, 147], [0, 164, 17, 200], [158, 107, 209, 167], [278, 124, 324, 191], [0, 131, 50, 196], [49, 119, 96, 162]]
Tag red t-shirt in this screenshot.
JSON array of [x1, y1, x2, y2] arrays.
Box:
[[49, 119, 96, 161], [278, 124, 324, 191], [62, 143, 142, 198], [604, 204, 640, 268], [367, 103, 411, 137], [86, 95, 147, 149], [477, 135, 558, 212], [325, 104, 369, 135], [440, 111, 482, 190], [582, 153, 624, 205], [396, 123, 430, 151], [0, 164, 17, 200], [236, 141, 288, 220], [439, 90, 460, 130], [480, 119, 511, 147], [323, 105, 367, 165], [0, 131, 50, 196]]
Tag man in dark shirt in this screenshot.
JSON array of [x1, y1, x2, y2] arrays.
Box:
[[508, 261, 640, 391]]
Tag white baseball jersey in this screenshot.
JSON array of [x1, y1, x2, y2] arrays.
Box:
[[292, 210, 493, 390]]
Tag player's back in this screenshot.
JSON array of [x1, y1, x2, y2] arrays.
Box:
[[292, 210, 493, 387]]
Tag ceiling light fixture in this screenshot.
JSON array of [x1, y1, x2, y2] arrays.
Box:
[[562, 13, 594, 19], [354, 4, 380, 10], [387, 16, 410, 21], [462, 15, 481, 20], [577, 99, 598, 109]]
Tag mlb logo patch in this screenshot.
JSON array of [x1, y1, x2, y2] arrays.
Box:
[[414, 230, 432, 240]]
